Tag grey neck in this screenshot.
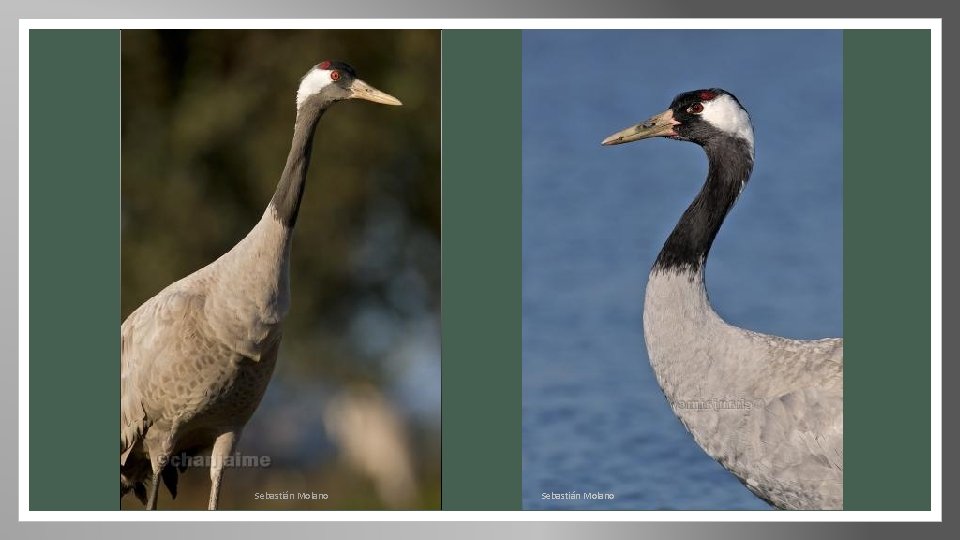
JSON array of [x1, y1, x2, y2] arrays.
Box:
[[268, 99, 328, 228]]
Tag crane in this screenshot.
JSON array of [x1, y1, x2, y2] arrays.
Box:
[[602, 88, 843, 510], [120, 61, 401, 510]]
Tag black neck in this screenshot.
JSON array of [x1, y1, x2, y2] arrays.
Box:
[[269, 99, 328, 227], [653, 137, 754, 273]]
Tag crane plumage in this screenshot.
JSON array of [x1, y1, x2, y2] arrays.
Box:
[[120, 61, 401, 510], [602, 88, 843, 510]]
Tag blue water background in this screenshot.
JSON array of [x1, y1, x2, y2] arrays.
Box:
[[521, 30, 843, 510]]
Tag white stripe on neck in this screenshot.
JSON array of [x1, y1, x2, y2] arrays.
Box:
[[701, 94, 755, 154], [296, 68, 336, 110]]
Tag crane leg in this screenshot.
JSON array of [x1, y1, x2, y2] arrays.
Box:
[[208, 431, 239, 510], [145, 453, 168, 511]]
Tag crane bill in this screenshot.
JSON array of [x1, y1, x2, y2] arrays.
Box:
[[602, 109, 678, 145], [349, 79, 403, 106]]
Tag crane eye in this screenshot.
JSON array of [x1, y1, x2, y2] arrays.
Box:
[[330, 70, 341, 81], [688, 102, 704, 114]]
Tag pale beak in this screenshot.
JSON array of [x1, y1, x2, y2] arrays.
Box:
[[348, 78, 403, 106], [601, 108, 679, 146]]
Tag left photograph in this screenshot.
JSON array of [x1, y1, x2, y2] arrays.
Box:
[[120, 30, 441, 510]]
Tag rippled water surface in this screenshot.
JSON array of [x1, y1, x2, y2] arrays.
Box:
[[521, 30, 843, 510]]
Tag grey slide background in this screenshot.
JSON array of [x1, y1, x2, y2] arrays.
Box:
[[3, 1, 950, 539]]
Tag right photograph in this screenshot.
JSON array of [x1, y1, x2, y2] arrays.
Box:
[[522, 30, 843, 510]]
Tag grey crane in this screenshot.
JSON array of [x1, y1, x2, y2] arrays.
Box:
[[120, 61, 401, 510], [602, 89, 842, 510]]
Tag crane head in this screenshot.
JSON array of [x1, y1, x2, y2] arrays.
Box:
[[296, 60, 402, 111], [601, 88, 754, 152]]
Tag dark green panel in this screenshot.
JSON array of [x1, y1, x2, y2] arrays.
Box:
[[29, 30, 120, 510], [844, 30, 931, 510], [441, 30, 522, 510]]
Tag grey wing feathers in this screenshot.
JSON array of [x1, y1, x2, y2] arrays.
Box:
[[120, 287, 207, 462], [752, 338, 844, 509]]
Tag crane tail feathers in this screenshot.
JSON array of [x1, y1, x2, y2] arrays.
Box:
[[161, 464, 180, 500]]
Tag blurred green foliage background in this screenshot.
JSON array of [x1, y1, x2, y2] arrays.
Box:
[[120, 30, 440, 510]]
